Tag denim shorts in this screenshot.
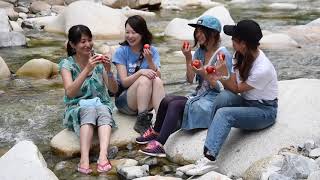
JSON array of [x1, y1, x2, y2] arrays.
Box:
[[115, 90, 137, 115], [79, 105, 115, 127]]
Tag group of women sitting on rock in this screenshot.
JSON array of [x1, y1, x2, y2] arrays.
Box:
[[59, 14, 278, 175]]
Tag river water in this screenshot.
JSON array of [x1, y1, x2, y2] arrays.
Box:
[[0, 1, 319, 179]]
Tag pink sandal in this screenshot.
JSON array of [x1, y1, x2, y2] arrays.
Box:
[[77, 164, 92, 175], [97, 160, 112, 173]]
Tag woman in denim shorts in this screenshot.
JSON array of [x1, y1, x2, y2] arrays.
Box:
[[112, 15, 165, 135]]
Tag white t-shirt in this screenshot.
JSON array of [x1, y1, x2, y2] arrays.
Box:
[[234, 49, 278, 100]]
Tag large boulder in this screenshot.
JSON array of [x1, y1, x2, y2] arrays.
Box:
[[50, 110, 141, 157], [161, 0, 222, 10], [0, 9, 11, 33], [30, 1, 51, 14], [44, 1, 127, 39], [260, 33, 300, 49], [0, 31, 26, 47], [0, 9, 26, 47], [165, 79, 320, 176], [283, 18, 320, 45], [164, 6, 234, 40], [0, 140, 58, 180], [102, 0, 161, 9], [16, 58, 58, 79], [0, 56, 11, 79]]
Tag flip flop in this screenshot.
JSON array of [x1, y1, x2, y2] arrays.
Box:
[[77, 164, 92, 175], [97, 160, 112, 173]]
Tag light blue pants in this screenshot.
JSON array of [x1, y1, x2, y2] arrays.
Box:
[[204, 91, 278, 158]]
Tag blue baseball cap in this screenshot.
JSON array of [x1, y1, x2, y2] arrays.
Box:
[[188, 15, 221, 32]]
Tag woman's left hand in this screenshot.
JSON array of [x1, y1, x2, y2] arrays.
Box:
[[100, 53, 112, 72], [143, 48, 153, 62], [215, 54, 228, 78]]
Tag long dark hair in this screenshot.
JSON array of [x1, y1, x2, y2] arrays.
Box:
[[120, 15, 153, 47], [193, 26, 220, 51], [67, 25, 92, 56], [234, 39, 259, 81]]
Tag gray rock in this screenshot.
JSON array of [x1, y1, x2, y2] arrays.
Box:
[[268, 173, 293, 180], [0, 140, 58, 180], [309, 148, 320, 158], [0, 31, 26, 47], [108, 146, 118, 159], [118, 165, 149, 179], [304, 140, 315, 152], [30, 1, 51, 13], [14, 6, 29, 13], [139, 156, 158, 166], [276, 153, 318, 179], [0, 9, 11, 32], [308, 170, 320, 180]]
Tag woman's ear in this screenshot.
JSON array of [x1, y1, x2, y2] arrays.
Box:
[[69, 41, 76, 49]]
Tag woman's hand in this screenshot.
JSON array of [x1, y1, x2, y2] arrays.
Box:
[[100, 53, 112, 72], [215, 53, 229, 78], [181, 41, 192, 61], [85, 54, 102, 72], [143, 48, 153, 62], [139, 69, 157, 80], [190, 60, 205, 76], [203, 65, 221, 88]]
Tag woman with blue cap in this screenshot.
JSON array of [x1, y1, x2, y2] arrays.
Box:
[[135, 15, 233, 158], [183, 19, 279, 176]]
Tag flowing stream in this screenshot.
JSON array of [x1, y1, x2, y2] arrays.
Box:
[[0, 1, 319, 179]]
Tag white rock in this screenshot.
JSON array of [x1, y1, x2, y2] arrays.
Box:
[[229, 0, 250, 4], [196, 171, 232, 180], [45, 1, 127, 39], [0, 31, 26, 47], [307, 18, 320, 26], [260, 33, 300, 49], [134, 176, 182, 180], [308, 170, 320, 180], [309, 148, 320, 158], [0, 9, 11, 32], [284, 25, 320, 44], [269, 3, 298, 10], [118, 165, 149, 179], [51, 5, 65, 14], [164, 6, 234, 40], [9, 20, 23, 32], [121, 6, 156, 18], [0, 140, 58, 180], [0, 56, 11, 79], [18, 12, 28, 19], [165, 79, 320, 176]]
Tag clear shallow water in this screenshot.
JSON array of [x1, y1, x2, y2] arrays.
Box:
[[0, 1, 319, 179]]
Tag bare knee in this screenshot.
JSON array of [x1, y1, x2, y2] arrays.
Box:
[[137, 76, 152, 87], [152, 77, 164, 88]]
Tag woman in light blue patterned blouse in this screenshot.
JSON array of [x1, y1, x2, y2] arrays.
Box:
[[58, 25, 118, 174]]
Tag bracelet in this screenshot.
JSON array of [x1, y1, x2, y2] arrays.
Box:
[[221, 72, 230, 81], [107, 72, 114, 78]]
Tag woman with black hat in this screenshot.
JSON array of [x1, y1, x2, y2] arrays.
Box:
[[201, 19, 278, 165], [135, 15, 234, 158]]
